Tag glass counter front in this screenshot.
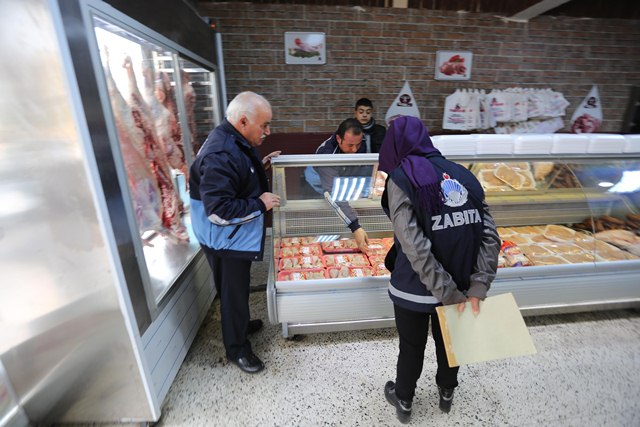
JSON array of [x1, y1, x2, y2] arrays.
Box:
[[270, 154, 640, 284]]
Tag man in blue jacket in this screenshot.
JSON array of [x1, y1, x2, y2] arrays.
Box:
[[303, 118, 373, 253], [189, 91, 281, 374]]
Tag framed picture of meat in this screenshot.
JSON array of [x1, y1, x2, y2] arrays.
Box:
[[435, 51, 473, 81], [284, 32, 326, 65]]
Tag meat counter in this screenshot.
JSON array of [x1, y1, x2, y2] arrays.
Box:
[[266, 142, 640, 338]]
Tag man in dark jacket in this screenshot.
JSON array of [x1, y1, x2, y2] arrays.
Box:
[[378, 116, 500, 422], [303, 118, 373, 252], [189, 91, 281, 374], [354, 97, 386, 153]]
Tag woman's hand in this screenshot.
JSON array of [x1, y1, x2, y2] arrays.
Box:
[[457, 296, 481, 315]]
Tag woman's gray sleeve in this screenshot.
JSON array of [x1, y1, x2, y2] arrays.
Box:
[[466, 201, 501, 299], [387, 179, 466, 305]]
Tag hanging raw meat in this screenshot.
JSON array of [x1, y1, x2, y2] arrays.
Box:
[[180, 70, 199, 155], [141, 63, 188, 181], [123, 55, 188, 242], [104, 50, 162, 235]]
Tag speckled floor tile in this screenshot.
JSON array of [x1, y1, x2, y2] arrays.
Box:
[[154, 237, 640, 426]]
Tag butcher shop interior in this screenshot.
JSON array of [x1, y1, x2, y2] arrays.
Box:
[[1, 0, 639, 425]]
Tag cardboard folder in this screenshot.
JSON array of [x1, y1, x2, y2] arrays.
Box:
[[436, 292, 537, 367]]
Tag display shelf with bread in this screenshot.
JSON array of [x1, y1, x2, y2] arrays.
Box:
[[266, 141, 640, 337]]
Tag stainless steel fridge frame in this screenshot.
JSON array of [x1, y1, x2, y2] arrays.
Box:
[[0, 0, 224, 423]]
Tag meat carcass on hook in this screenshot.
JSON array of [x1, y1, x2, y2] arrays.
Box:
[[104, 51, 163, 235], [141, 62, 188, 182], [123, 55, 188, 242], [179, 70, 199, 155]]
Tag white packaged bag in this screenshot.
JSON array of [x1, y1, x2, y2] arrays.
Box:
[[570, 85, 602, 133]]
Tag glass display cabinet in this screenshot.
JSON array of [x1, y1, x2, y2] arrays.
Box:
[[267, 152, 640, 337], [1, 0, 223, 423]]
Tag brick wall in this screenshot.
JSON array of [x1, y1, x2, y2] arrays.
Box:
[[199, 3, 640, 134]]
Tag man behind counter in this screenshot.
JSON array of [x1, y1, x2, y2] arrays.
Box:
[[354, 97, 386, 153], [304, 118, 374, 253]]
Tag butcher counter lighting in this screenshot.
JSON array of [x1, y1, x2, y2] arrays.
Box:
[[608, 171, 640, 194], [330, 177, 367, 202]]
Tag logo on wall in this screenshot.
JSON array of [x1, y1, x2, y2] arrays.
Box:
[[397, 93, 413, 106], [385, 81, 421, 124]]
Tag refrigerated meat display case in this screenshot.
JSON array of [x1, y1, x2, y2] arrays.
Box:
[[266, 137, 640, 338], [0, 0, 223, 424]]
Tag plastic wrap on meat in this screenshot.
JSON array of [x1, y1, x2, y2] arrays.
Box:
[[105, 56, 162, 234], [180, 70, 199, 155], [152, 70, 188, 182], [123, 56, 188, 242]]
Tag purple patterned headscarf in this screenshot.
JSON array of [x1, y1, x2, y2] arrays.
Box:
[[378, 116, 443, 212]]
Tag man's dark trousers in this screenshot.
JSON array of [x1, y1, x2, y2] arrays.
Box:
[[202, 246, 252, 359]]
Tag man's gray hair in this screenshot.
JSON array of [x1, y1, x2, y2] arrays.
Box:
[[226, 91, 271, 123]]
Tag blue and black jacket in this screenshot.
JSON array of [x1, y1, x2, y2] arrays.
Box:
[[189, 120, 269, 261], [383, 154, 500, 313]]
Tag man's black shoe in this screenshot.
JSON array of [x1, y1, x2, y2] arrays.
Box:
[[247, 319, 263, 334], [438, 386, 454, 413], [384, 381, 412, 424], [229, 352, 264, 374]]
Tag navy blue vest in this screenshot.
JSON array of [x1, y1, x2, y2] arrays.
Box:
[[384, 154, 485, 312]]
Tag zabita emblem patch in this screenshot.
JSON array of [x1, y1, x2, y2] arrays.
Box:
[[440, 172, 468, 207]]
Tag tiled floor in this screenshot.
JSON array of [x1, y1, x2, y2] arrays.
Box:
[[157, 287, 640, 426]]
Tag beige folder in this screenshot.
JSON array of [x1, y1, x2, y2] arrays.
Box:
[[436, 292, 537, 367]]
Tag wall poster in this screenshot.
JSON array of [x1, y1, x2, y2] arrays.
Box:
[[435, 51, 473, 81], [284, 32, 326, 65]]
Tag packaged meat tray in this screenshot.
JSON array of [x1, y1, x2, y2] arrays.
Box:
[[323, 253, 370, 267], [543, 224, 577, 242], [372, 265, 391, 276], [277, 268, 328, 281], [277, 244, 323, 258], [561, 252, 596, 264], [511, 225, 546, 235], [518, 244, 554, 257], [494, 163, 525, 190], [497, 252, 507, 268], [321, 239, 360, 253], [478, 170, 512, 192], [542, 242, 585, 255], [279, 255, 325, 270], [472, 162, 530, 173], [502, 234, 531, 245], [327, 266, 375, 278], [497, 227, 516, 237], [517, 170, 537, 190], [501, 241, 533, 267], [279, 236, 318, 247], [366, 240, 390, 255], [529, 254, 570, 266], [368, 255, 390, 276], [381, 237, 395, 248], [372, 171, 387, 197]]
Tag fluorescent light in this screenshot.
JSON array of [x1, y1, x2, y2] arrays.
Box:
[[608, 171, 640, 193]]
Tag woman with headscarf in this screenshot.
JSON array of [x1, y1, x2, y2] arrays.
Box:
[[379, 116, 500, 423]]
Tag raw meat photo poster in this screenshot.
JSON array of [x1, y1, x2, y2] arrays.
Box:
[[435, 51, 473, 80], [284, 32, 326, 64]]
